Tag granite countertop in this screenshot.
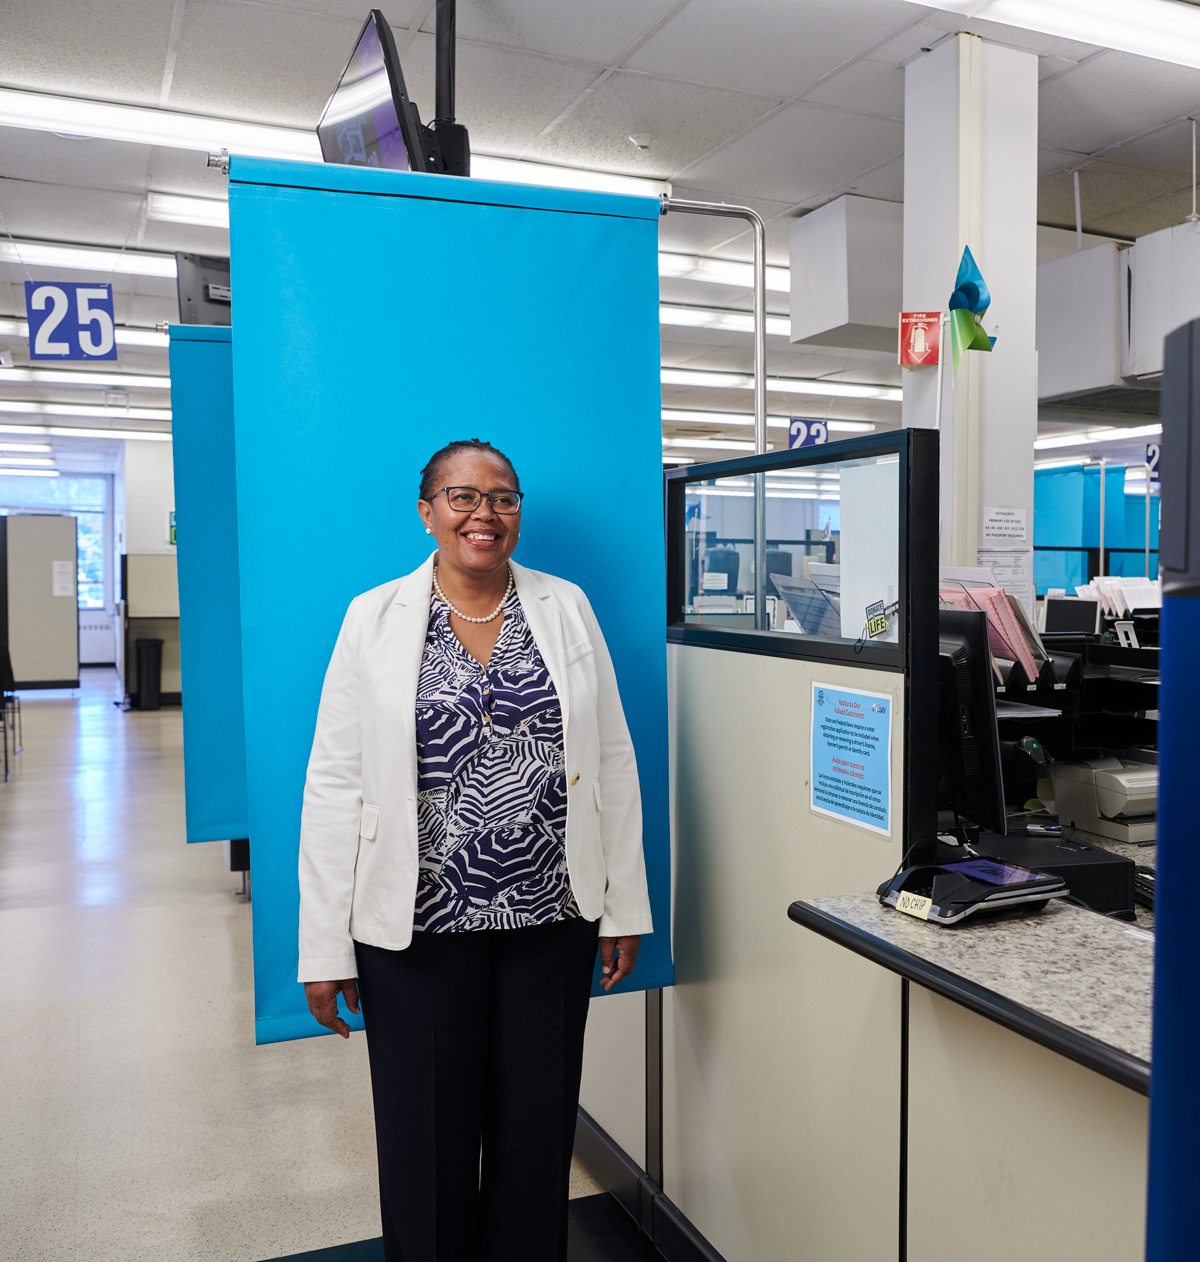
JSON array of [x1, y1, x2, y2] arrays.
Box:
[[791, 892, 1152, 1093]]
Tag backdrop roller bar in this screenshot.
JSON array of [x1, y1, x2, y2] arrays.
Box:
[[661, 196, 768, 630]]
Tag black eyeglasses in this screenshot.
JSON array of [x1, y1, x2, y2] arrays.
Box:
[[431, 486, 524, 515]]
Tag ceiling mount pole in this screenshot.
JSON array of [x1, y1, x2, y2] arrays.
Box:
[[661, 196, 769, 630], [435, 0, 456, 123], [1187, 118, 1199, 225], [430, 0, 470, 176]]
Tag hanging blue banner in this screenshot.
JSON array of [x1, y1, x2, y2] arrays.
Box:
[[24, 281, 118, 360], [228, 157, 672, 1044]]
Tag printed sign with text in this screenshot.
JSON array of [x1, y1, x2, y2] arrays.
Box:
[[810, 682, 892, 836]]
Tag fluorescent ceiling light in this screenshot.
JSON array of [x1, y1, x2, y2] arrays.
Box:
[[660, 304, 791, 338], [0, 318, 168, 349], [0, 456, 55, 466], [148, 192, 229, 229], [659, 252, 790, 293], [0, 87, 319, 160], [472, 155, 668, 198], [0, 401, 171, 421], [0, 468, 59, 477], [664, 437, 756, 451], [0, 422, 171, 441], [0, 238, 176, 278], [661, 407, 874, 433], [923, 1, 1200, 72], [1034, 423, 1162, 450], [0, 368, 169, 390], [661, 367, 902, 402], [0, 88, 668, 199], [0, 441, 52, 452]]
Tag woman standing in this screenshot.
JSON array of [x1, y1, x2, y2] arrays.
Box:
[[298, 439, 652, 1262]]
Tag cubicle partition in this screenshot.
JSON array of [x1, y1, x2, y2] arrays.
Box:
[[0, 513, 79, 688], [121, 553, 181, 705], [577, 430, 939, 1260]]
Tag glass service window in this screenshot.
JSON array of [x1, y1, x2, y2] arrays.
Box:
[[681, 456, 900, 648]]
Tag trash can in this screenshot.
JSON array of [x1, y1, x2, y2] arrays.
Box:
[[135, 638, 164, 710]]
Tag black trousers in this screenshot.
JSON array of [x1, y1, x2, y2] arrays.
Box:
[[355, 916, 599, 1262]]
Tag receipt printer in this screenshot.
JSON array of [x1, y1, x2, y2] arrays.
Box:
[[1050, 758, 1157, 844]]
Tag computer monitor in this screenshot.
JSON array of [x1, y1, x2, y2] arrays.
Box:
[[1043, 596, 1100, 634], [937, 608, 1007, 837], [317, 10, 429, 173]]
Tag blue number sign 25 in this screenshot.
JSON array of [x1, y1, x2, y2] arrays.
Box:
[[25, 281, 118, 361]]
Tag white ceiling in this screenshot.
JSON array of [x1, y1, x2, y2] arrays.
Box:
[[0, 0, 1197, 464]]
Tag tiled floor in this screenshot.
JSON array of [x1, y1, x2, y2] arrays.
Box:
[[0, 669, 611, 1261]]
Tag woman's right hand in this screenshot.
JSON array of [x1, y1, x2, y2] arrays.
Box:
[[304, 978, 360, 1039]]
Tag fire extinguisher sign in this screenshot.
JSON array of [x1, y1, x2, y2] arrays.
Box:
[[898, 311, 941, 367]]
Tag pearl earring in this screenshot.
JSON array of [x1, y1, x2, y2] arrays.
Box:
[[426, 527, 432, 535]]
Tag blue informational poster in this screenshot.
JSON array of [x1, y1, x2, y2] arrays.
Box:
[[810, 682, 892, 835], [168, 325, 250, 843], [228, 157, 671, 1043]]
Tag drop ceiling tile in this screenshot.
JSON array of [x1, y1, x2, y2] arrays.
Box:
[[1040, 160, 1189, 229], [0, 178, 147, 249], [0, 0, 176, 105], [168, 0, 363, 126], [146, 149, 233, 199], [678, 101, 904, 205], [265, 0, 426, 22], [1099, 120, 1195, 175], [1039, 52, 1200, 156], [915, 10, 1101, 63], [140, 219, 231, 258], [659, 185, 794, 259], [400, 35, 608, 155], [524, 72, 780, 178], [836, 155, 903, 204], [803, 60, 905, 120], [1090, 189, 1198, 241], [427, 0, 682, 65], [626, 0, 920, 97], [1038, 147, 1083, 176], [0, 128, 154, 195], [861, 21, 945, 67]]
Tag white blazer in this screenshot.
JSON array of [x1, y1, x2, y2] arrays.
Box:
[[297, 554, 653, 982]]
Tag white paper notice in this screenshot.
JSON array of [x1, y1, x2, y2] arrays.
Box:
[[982, 506, 1027, 543], [701, 570, 728, 591], [977, 548, 1034, 620], [51, 560, 75, 597]]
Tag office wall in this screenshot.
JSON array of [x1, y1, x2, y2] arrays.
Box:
[[228, 158, 670, 1044], [123, 440, 176, 556], [661, 643, 905, 1262]]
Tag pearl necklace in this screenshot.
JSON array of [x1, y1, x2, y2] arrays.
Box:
[[433, 564, 513, 624]]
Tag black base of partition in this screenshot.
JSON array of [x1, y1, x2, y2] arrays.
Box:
[[127, 691, 182, 708], [574, 1109, 728, 1262]]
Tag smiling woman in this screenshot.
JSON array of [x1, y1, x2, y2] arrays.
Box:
[[297, 437, 652, 1262]]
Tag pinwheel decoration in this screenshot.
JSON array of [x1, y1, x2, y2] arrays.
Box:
[[948, 245, 996, 374]]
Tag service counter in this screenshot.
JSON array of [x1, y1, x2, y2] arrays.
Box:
[[789, 890, 1151, 1260]]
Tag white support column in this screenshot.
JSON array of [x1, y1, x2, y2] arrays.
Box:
[[902, 34, 1038, 606]]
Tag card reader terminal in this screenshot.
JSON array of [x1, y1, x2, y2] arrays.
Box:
[[878, 857, 1069, 925]]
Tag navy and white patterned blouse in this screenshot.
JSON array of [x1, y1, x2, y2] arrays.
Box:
[[413, 586, 579, 932]]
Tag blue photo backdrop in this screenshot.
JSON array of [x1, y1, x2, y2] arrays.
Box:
[[227, 157, 671, 1043], [168, 325, 250, 843]]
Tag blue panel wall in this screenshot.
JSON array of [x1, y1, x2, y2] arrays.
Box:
[[228, 158, 671, 1043], [168, 326, 250, 842]]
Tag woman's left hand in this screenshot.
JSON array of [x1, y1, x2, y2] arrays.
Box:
[[598, 935, 640, 991]]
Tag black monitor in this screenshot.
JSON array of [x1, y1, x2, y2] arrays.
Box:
[[937, 609, 1007, 837], [317, 10, 430, 174]]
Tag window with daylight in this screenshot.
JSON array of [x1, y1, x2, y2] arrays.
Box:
[[0, 473, 110, 609]]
